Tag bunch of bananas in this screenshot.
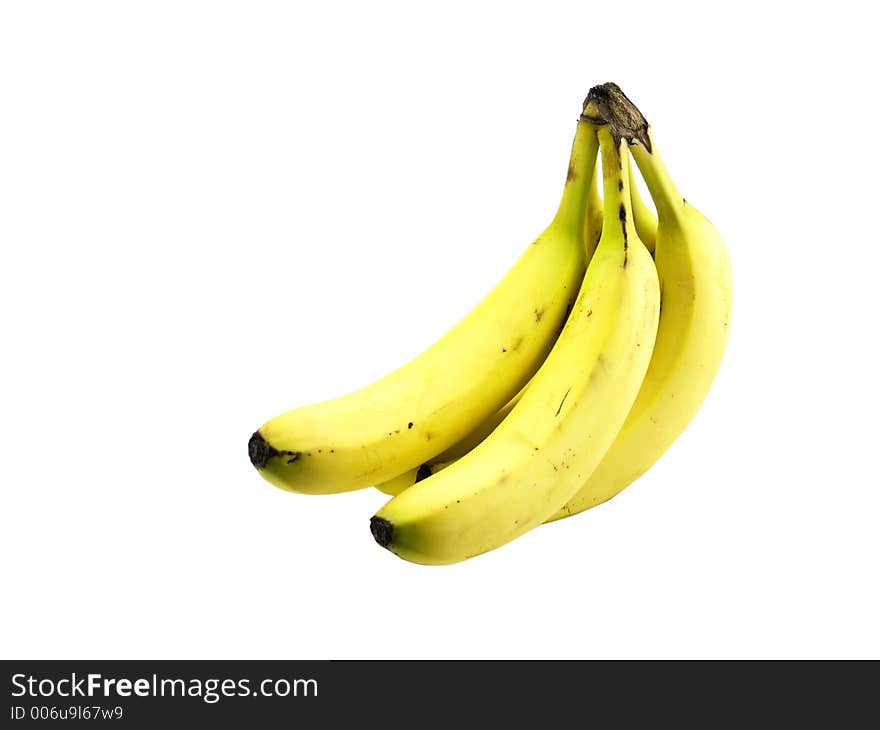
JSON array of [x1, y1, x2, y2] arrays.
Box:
[[248, 83, 732, 565]]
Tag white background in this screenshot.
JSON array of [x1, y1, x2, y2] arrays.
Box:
[[2, 1, 878, 659]]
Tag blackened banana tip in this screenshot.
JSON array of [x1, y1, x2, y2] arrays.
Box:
[[248, 431, 278, 469], [370, 516, 395, 548]]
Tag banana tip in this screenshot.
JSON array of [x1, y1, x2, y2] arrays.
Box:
[[248, 431, 278, 469], [370, 516, 394, 548]]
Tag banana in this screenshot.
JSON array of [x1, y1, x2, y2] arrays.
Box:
[[583, 154, 605, 260], [370, 120, 660, 564], [372, 166, 606, 499], [373, 468, 424, 498], [549, 82, 732, 521], [373, 390, 521, 496], [628, 154, 658, 254], [248, 113, 597, 494], [373, 148, 658, 499]]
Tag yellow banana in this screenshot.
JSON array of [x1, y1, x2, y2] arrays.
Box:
[[373, 390, 521, 497], [370, 120, 660, 564], [248, 112, 597, 494], [583, 154, 605, 260], [373, 468, 424, 498], [628, 154, 658, 254], [372, 165, 606, 499], [549, 82, 733, 521]]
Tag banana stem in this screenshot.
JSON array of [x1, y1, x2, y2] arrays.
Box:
[[583, 153, 603, 260], [627, 153, 658, 254], [580, 82, 684, 229], [597, 126, 635, 243], [630, 132, 685, 227], [553, 120, 599, 234], [587, 152, 602, 217]]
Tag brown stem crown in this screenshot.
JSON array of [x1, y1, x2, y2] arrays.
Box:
[[581, 82, 651, 153]]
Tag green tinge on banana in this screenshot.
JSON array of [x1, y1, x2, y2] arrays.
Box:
[[248, 112, 598, 495], [370, 122, 660, 565]]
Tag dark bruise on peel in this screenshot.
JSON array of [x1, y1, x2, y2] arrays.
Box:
[[579, 82, 651, 153], [619, 203, 629, 267]]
